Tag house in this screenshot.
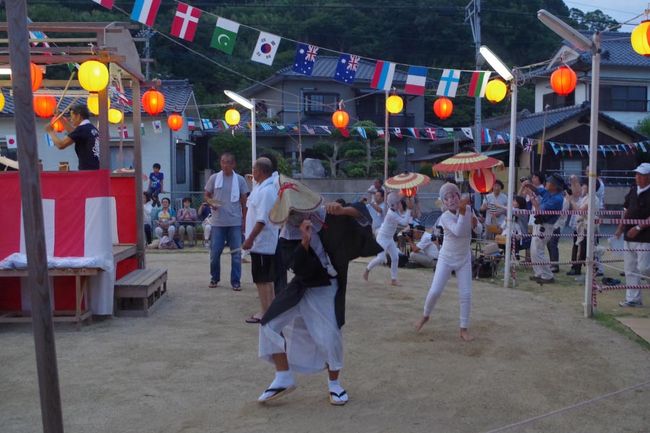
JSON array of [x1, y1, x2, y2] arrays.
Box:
[[0, 80, 201, 196]]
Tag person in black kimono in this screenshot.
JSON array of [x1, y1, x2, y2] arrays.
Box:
[[257, 176, 381, 405]]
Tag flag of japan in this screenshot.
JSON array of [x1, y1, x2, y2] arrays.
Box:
[[6, 134, 17, 149], [171, 2, 202, 42]]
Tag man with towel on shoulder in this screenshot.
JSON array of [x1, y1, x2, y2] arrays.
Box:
[[204, 152, 249, 290]]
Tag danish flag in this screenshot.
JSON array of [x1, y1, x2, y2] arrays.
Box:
[[171, 2, 202, 42]]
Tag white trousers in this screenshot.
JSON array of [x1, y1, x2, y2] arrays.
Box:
[[624, 241, 650, 303], [423, 253, 472, 328], [409, 252, 436, 268], [259, 280, 343, 374], [367, 235, 399, 280], [154, 225, 176, 239], [531, 223, 554, 280], [202, 223, 211, 241]]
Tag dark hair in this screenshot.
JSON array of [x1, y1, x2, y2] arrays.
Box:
[[254, 158, 273, 176], [513, 195, 527, 209], [336, 198, 347, 206], [444, 175, 458, 185], [220, 152, 235, 162], [70, 104, 90, 119], [494, 179, 504, 189], [153, 163, 161, 169], [161, 197, 170, 205], [375, 178, 383, 185], [532, 172, 546, 185], [259, 152, 278, 172], [182, 197, 191, 204], [376, 189, 385, 198], [143, 191, 151, 200]]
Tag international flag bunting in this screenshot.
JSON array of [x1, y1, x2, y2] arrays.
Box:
[[292, 43, 319, 76], [393, 128, 403, 139], [304, 125, 315, 135], [461, 128, 473, 140], [131, 0, 162, 27], [321, 126, 332, 135], [118, 125, 129, 139], [334, 54, 360, 84], [376, 128, 385, 137], [210, 17, 240, 55], [6, 134, 17, 149], [171, 2, 202, 42], [467, 71, 491, 97], [44, 134, 54, 148], [404, 66, 427, 96], [92, 0, 113, 10], [370, 61, 396, 91], [260, 122, 273, 131], [357, 127, 367, 140], [251, 32, 281, 66], [482, 128, 491, 143], [408, 128, 420, 138], [424, 128, 436, 140], [436, 69, 461, 98]]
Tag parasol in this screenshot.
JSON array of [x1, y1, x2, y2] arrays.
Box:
[[384, 172, 431, 190], [432, 151, 504, 172]]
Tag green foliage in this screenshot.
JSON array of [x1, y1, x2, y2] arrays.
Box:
[[636, 117, 650, 139], [208, 133, 252, 174], [569, 8, 619, 32], [418, 163, 434, 176]]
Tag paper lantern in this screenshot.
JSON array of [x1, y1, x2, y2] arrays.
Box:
[[50, 117, 65, 132], [550, 65, 577, 96], [142, 89, 165, 116], [331, 109, 350, 129], [86, 92, 111, 115], [485, 79, 507, 104], [30, 63, 43, 92], [33, 95, 56, 118], [433, 97, 453, 120], [0, 91, 4, 112], [224, 108, 240, 126], [108, 108, 123, 124], [78, 60, 109, 92], [167, 113, 183, 131], [631, 20, 650, 56], [386, 95, 404, 114], [401, 187, 418, 198], [469, 168, 496, 194]]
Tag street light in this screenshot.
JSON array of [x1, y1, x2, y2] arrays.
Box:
[[224, 90, 256, 168], [537, 9, 600, 318], [480, 45, 518, 291]]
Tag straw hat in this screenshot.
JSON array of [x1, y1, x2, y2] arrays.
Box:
[[269, 175, 324, 225]]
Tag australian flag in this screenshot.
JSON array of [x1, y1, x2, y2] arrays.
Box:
[[334, 54, 360, 84], [293, 43, 319, 76]]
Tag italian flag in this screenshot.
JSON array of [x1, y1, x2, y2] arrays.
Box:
[[467, 71, 491, 98]]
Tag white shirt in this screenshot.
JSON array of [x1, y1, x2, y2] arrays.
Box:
[[438, 207, 472, 264], [483, 192, 508, 226], [247, 176, 279, 254], [143, 201, 153, 225], [368, 202, 386, 231], [416, 232, 439, 260], [376, 208, 411, 240]]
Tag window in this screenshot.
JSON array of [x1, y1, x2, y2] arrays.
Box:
[[176, 144, 186, 184], [600, 85, 647, 112], [303, 93, 338, 114], [542, 91, 574, 110]]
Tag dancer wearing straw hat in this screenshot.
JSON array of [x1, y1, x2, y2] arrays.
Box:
[[45, 103, 99, 170], [256, 176, 381, 405], [415, 182, 478, 342]]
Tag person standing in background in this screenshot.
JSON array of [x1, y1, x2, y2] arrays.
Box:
[[44, 104, 99, 171]]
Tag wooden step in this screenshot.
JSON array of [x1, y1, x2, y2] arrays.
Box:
[[114, 268, 167, 317]]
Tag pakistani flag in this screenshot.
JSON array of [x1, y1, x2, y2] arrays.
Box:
[[210, 17, 239, 55]]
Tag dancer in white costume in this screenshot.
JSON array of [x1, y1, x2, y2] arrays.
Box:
[[364, 192, 411, 286], [415, 182, 477, 341]]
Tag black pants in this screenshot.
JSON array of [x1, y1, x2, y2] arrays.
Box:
[[144, 223, 152, 245], [571, 230, 587, 272], [547, 227, 561, 269], [273, 237, 300, 295]]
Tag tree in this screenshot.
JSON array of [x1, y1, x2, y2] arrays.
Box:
[[569, 8, 619, 32], [636, 117, 650, 138], [311, 129, 355, 178], [209, 133, 252, 174]]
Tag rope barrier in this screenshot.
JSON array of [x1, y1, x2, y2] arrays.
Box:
[[513, 209, 625, 216], [594, 283, 650, 293], [513, 259, 623, 267]]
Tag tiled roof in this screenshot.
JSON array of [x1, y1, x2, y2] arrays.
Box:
[[0, 80, 194, 117], [481, 102, 645, 141], [584, 32, 650, 68]]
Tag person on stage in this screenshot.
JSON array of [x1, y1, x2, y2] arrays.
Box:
[[415, 182, 477, 342], [44, 104, 99, 170], [256, 176, 381, 405]]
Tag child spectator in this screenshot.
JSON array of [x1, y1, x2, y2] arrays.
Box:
[[148, 163, 164, 205]]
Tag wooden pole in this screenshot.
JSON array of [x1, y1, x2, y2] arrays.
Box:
[[5, 1, 65, 432], [98, 86, 110, 169], [132, 79, 145, 268]]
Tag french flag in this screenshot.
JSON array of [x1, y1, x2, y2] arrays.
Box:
[[404, 66, 427, 96], [131, 0, 162, 27], [371, 61, 396, 91]]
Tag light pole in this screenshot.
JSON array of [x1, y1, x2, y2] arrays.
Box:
[[224, 90, 256, 170], [479, 46, 517, 289], [537, 9, 600, 318]]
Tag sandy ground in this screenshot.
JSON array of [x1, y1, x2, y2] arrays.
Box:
[[1, 249, 649, 433]]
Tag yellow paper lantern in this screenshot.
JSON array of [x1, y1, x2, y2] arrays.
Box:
[[225, 108, 240, 126], [485, 79, 508, 104], [386, 94, 404, 114], [0, 91, 5, 112], [86, 93, 111, 115], [108, 108, 123, 124], [78, 60, 109, 92], [631, 20, 650, 56]]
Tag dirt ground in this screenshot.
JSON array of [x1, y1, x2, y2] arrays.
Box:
[[1, 247, 649, 433]]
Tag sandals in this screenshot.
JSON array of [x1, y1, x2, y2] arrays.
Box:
[[258, 385, 296, 403], [245, 316, 261, 324], [232, 285, 241, 291], [329, 390, 348, 406], [208, 280, 218, 288]]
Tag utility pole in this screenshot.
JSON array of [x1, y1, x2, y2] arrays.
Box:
[[466, 0, 481, 207]]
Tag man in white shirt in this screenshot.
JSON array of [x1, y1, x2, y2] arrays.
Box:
[[407, 226, 439, 268], [242, 158, 279, 322]]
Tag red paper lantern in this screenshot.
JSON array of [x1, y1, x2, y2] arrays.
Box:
[[30, 63, 43, 92], [50, 117, 64, 132], [469, 168, 496, 194], [142, 89, 165, 116], [433, 97, 453, 120], [331, 109, 350, 129], [167, 113, 183, 131], [550, 65, 577, 96], [401, 187, 418, 198], [33, 95, 56, 118]]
